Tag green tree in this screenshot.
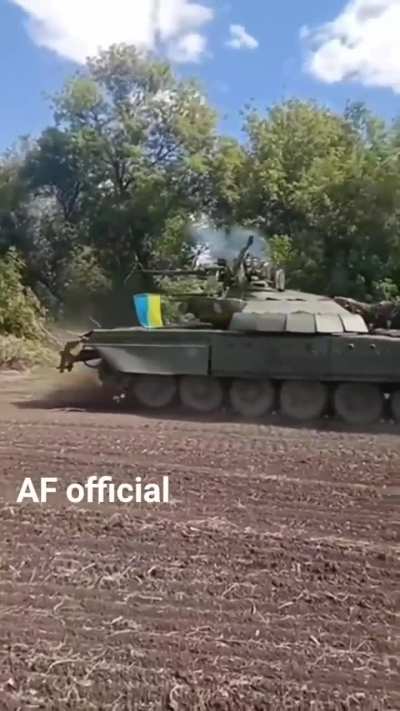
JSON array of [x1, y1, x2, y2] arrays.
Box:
[[236, 100, 400, 298], [22, 128, 82, 222], [45, 44, 218, 279]]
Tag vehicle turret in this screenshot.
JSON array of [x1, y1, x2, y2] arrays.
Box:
[[136, 237, 368, 334], [137, 236, 289, 328]]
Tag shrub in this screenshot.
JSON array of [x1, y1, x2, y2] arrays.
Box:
[[0, 248, 46, 339], [60, 246, 112, 321], [0, 334, 55, 370]]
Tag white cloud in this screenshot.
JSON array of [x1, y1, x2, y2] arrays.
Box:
[[10, 0, 214, 64], [226, 24, 259, 51], [303, 0, 400, 93], [167, 32, 207, 63]]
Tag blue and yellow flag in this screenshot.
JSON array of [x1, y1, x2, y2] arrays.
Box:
[[134, 293, 164, 329]]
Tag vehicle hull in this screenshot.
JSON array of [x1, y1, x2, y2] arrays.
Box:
[[77, 327, 400, 384], [59, 327, 400, 424]]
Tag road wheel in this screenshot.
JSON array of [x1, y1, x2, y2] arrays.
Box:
[[133, 375, 176, 409], [334, 383, 383, 425], [280, 381, 328, 422], [179, 376, 223, 413], [230, 379, 275, 417]]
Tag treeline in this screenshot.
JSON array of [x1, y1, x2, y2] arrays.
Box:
[[2, 43, 400, 337]]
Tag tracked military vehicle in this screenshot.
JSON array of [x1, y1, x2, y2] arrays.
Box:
[[59, 236, 400, 425]]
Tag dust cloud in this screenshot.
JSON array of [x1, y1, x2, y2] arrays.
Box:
[[29, 366, 109, 410]]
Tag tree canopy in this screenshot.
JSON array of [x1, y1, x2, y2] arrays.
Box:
[[1, 43, 400, 334]]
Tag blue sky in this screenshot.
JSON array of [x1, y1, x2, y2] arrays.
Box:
[[1, 0, 399, 151]]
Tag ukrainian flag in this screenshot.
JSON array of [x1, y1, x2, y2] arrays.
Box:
[[134, 293, 164, 329]]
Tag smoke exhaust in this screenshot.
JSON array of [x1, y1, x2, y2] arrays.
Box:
[[189, 220, 268, 266]]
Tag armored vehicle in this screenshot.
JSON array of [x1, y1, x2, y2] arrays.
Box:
[[59, 237, 400, 425]]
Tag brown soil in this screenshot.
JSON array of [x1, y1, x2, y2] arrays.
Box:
[[0, 367, 399, 710]]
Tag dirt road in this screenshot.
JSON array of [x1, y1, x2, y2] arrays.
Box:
[[0, 368, 399, 710]]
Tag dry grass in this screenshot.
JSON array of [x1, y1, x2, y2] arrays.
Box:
[[0, 334, 56, 371]]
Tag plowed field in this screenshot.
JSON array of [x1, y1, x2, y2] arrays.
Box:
[[0, 369, 399, 710]]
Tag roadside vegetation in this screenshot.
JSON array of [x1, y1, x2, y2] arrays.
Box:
[[0, 249, 55, 368]]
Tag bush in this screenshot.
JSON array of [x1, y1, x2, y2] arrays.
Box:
[[0, 334, 55, 370], [0, 248, 47, 339], [60, 246, 112, 322]]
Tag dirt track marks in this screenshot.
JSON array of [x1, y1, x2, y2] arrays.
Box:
[[0, 371, 399, 709]]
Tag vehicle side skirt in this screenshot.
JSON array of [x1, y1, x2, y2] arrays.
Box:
[[60, 331, 400, 384]]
